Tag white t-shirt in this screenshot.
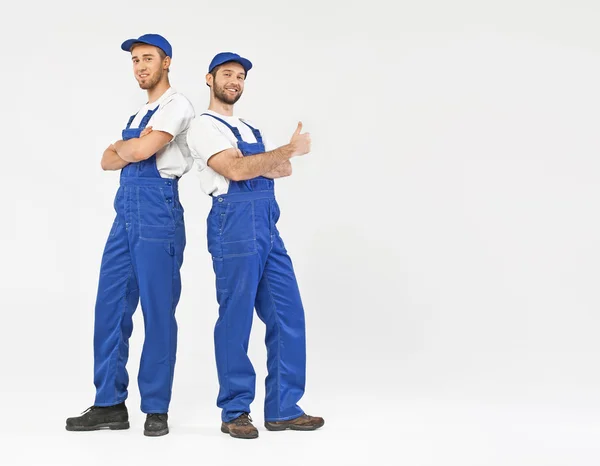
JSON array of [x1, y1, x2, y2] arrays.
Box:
[[186, 110, 276, 196], [125, 87, 195, 179]]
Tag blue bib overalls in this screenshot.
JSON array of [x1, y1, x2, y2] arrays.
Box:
[[93, 107, 186, 414], [203, 113, 307, 422]]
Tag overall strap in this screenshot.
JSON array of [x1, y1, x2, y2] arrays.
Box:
[[125, 113, 137, 129], [139, 106, 160, 129], [240, 119, 263, 144], [201, 113, 244, 141]]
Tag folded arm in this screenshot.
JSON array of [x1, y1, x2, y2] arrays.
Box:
[[208, 145, 295, 181], [112, 130, 173, 163], [100, 145, 129, 171], [262, 160, 292, 179]]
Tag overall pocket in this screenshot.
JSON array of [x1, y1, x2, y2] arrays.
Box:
[[137, 186, 176, 240], [219, 201, 257, 257]]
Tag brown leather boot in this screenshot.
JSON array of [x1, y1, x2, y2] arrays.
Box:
[[264, 414, 325, 431], [221, 413, 259, 439]]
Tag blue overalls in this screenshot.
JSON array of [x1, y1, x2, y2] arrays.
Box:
[[203, 113, 307, 423], [93, 107, 186, 414]]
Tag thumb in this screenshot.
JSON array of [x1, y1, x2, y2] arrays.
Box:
[[293, 121, 303, 136]]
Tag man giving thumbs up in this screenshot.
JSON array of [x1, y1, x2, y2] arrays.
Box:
[[186, 52, 324, 439]]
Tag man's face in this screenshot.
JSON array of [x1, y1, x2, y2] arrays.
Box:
[[211, 62, 246, 104], [131, 44, 167, 90]]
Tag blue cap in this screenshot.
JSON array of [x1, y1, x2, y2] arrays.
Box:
[[208, 52, 253, 75], [121, 34, 172, 58]]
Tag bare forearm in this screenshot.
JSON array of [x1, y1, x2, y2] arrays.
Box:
[[113, 139, 141, 163], [113, 130, 172, 163], [101, 146, 129, 171], [230, 145, 294, 181], [263, 160, 292, 179]]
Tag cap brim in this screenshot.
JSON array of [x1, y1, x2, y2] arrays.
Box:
[[237, 58, 253, 73], [121, 39, 140, 52], [121, 38, 158, 53], [215, 57, 253, 74]]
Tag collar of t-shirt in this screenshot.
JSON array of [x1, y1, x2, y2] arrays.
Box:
[[203, 110, 276, 150], [204, 109, 251, 128], [138, 87, 176, 114], [128, 87, 176, 130]]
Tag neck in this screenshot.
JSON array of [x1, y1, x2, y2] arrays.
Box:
[[208, 94, 234, 116], [147, 79, 170, 103]]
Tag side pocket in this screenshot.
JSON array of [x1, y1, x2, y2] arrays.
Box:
[[272, 201, 281, 224], [159, 187, 177, 225], [212, 258, 228, 294], [163, 241, 175, 256], [218, 202, 230, 233], [207, 207, 223, 259]]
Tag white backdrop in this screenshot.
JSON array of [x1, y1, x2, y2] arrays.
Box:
[[2, 0, 600, 465]]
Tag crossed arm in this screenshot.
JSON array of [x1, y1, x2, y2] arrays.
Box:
[[101, 128, 292, 178], [100, 127, 173, 170], [263, 160, 292, 179], [208, 145, 295, 181]]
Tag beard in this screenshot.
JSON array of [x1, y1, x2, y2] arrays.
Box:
[[213, 81, 243, 105], [138, 68, 163, 90]]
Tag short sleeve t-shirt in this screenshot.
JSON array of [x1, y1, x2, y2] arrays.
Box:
[[125, 87, 195, 179], [186, 110, 276, 195]]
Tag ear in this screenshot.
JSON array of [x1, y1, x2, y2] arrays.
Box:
[[163, 56, 171, 70], [206, 73, 213, 87]]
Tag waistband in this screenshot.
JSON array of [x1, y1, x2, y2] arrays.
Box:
[[212, 190, 275, 204], [120, 176, 179, 187]]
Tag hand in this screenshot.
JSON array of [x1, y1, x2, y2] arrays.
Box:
[[140, 126, 153, 137], [289, 122, 311, 157]]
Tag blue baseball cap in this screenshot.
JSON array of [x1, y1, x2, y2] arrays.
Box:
[[208, 52, 253, 75], [121, 34, 172, 58]]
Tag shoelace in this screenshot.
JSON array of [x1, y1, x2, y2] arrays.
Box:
[[80, 406, 99, 415], [289, 414, 312, 424], [233, 413, 253, 426], [147, 413, 167, 421]]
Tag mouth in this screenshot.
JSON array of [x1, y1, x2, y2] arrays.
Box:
[[225, 88, 239, 94], [138, 73, 150, 79]]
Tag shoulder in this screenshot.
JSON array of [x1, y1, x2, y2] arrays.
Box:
[[159, 91, 194, 115], [189, 114, 223, 135], [164, 91, 193, 107], [191, 113, 218, 127], [195, 113, 229, 129]]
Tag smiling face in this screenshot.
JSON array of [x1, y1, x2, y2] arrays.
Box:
[[131, 43, 169, 90], [208, 61, 246, 105]]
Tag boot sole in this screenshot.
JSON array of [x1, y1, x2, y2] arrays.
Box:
[[264, 420, 325, 431], [66, 422, 130, 431], [144, 427, 169, 437], [220, 425, 258, 439]]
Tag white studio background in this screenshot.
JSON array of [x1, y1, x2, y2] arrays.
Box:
[[1, 0, 600, 465]]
